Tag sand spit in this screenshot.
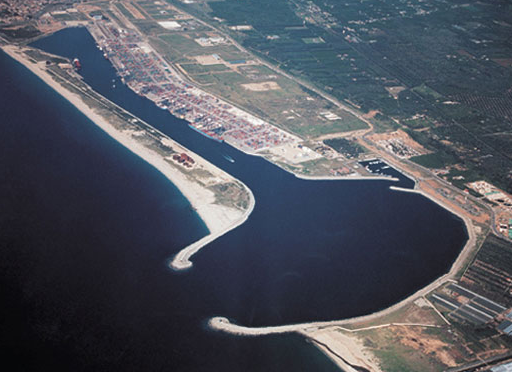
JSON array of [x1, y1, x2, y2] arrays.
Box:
[[2, 45, 254, 271], [169, 189, 255, 270]]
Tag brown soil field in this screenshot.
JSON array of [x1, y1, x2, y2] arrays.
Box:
[[393, 326, 458, 367], [367, 129, 430, 155], [241, 81, 281, 91], [194, 54, 223, 65]]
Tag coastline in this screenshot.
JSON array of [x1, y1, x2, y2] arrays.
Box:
[[3, 41, 381, 371], [1, 44, 254, 270], [253, 150, 401, 183], [3, 38, 478, 371], [208, 317, 383, 371]]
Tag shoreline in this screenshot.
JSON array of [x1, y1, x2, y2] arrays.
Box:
[[1, 44, 254, 271], [208, 182, 475, 371], [295, 173, 400, 182], [252, 150, 401, 183]]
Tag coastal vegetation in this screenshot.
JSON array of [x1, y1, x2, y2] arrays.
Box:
[[461, 234, 512, 307], [324, 138, 366, 159]]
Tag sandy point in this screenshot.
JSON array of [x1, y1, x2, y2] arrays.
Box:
[[169, 186, 255, 271]]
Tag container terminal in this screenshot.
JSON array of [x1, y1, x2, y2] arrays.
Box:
[[90, 21, 300, 154]]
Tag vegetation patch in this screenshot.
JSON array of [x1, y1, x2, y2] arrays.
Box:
[[410, 152, 457, 169], [461, 234, 512, 307], [0, 25, 40, 40], [324, 138, 365, 159]]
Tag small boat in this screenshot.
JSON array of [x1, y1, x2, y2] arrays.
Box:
[[72, 58, 81, 70], [223, 154, 235, 163]]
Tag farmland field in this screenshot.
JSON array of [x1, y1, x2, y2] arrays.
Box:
[[173, 0, 512, 192], [461, 234, 512, 307]]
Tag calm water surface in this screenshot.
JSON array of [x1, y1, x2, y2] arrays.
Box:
[[0, 27, 467, 371]]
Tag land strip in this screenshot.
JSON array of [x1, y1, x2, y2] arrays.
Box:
[[1, 44, 254, 271]]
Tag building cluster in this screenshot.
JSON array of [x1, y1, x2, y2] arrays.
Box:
[[467, 180, 512, 239], [92, 21, 298, 153], [0, 0, 55, 24], [312, 143, 338, 159], [467, 181, 512, 206], [377, 137, 421, 159], [293, 0, 337, 28], [329, 166, 355, 176], [172, 153, 195, 168]]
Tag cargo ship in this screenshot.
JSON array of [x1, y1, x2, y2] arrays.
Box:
[[188, 124, 223, 143], [72, 58, 81, 70]]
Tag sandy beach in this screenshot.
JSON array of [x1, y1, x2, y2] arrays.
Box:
[[169, 189, 254, 270], [1, 44, 254, 270]]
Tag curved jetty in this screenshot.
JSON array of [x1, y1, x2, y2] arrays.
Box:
[[170, 188, 255, 270]]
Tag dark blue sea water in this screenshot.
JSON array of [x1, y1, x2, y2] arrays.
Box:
[[0, 27, 467, 371]]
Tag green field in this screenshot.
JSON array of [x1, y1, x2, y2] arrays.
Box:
[[324, 138, 365, 159], [128, 8, 369, 138], [115, 3, 135, 20], [179, 62, 230, 74], [410, 152, 457, 169]]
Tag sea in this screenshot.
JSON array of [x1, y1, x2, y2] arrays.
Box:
[[0, 27, 467, 371]]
